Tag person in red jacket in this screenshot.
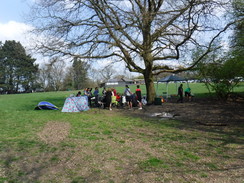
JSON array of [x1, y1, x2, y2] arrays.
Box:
[[135, 85, 142, 110]]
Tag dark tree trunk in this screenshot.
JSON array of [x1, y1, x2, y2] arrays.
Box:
[[144, 70, 156, 104]]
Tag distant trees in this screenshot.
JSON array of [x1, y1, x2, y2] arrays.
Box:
[[72, 57, 90, 90], [0, 40, 38, 94], [35, 57, 91, 91], [195, 0, 244, 100], [197, 59, 241, 100], [36, 58, 67, 91], [0, 40, 114, 94], [228, 0, 244, 78]]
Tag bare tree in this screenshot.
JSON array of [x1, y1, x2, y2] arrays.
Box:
[[63, 66, 75, 90], [49, 58, 67, 91], [38, 58, 66, 91], [100, 65, 115, 81], [36, 67, 49, 91], [28, 0, 238, 103]]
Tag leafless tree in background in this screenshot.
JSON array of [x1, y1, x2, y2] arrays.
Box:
[[37, 58, 66, 91]]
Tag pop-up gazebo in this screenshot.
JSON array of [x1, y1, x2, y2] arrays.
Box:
[[157, 75, 187, 98]]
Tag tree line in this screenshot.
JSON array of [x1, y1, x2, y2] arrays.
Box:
[[0, 36, 243, 100], [0, 40, 128, 94], [0, 40, 93, 93]]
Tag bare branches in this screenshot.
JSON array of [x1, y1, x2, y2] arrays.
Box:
[[28, 0, 234, 74]]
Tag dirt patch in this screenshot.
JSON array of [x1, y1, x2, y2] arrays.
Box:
[[37, 121, 71, 144], [117, 97, 244, 126]]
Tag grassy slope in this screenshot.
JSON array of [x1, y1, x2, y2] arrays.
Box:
[[0, 83, 243, 182]]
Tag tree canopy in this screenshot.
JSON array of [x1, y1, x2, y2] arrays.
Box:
[[230, 0, 244, 65], [28, 0, 239, 102], [0, 40, 38, 94]]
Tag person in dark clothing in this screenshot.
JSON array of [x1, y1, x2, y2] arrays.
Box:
[[177, 84, 183, 103], [93, 87, 99, 107], [86, 88, 92, 106], [76, 91, 81, 97], [135, 85, 142, 109], [102, 87, 106, 96], [104, 88, 113, 110]]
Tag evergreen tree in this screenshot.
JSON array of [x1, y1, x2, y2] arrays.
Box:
[[0, 42, 5, 93], [0, 40, 38, 93]]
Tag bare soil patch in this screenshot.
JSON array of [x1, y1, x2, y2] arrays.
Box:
[[37, 121, 71, 144], [118, 97, 244, 126]]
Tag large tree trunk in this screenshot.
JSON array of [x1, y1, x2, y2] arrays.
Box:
[[144, 70, 156, 104]]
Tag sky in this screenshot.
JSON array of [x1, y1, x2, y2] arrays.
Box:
[[0, 0, 74, 67], [0, 0, 115, 69], [0, 0, 30, 23], [0, 0, 33, 41], [0, 0, 127, 72], [0, 0, 232, 74]]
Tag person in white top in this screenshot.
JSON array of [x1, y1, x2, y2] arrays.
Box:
[[124, 85, 132, 109]]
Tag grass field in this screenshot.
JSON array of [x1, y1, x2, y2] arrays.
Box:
[[0, 83, 243, 182]]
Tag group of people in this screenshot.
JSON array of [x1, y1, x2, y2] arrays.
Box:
[[75, 84, 191, 109], [75, 87, 99, 107], [75, 85, 143, 110], [102, 85, 143, 110], [177, 84, 193, 103], [124, 85, 143, 110]]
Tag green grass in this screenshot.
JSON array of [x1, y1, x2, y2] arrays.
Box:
[[0, 85, 243, 182]]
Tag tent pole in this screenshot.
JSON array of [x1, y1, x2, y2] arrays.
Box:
[[176, 82, 178, 94], [167, 82, 169, 99], [156, 81, 158, 96]]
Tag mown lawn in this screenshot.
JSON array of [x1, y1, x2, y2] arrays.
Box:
[[0, 84, 243, 183]]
